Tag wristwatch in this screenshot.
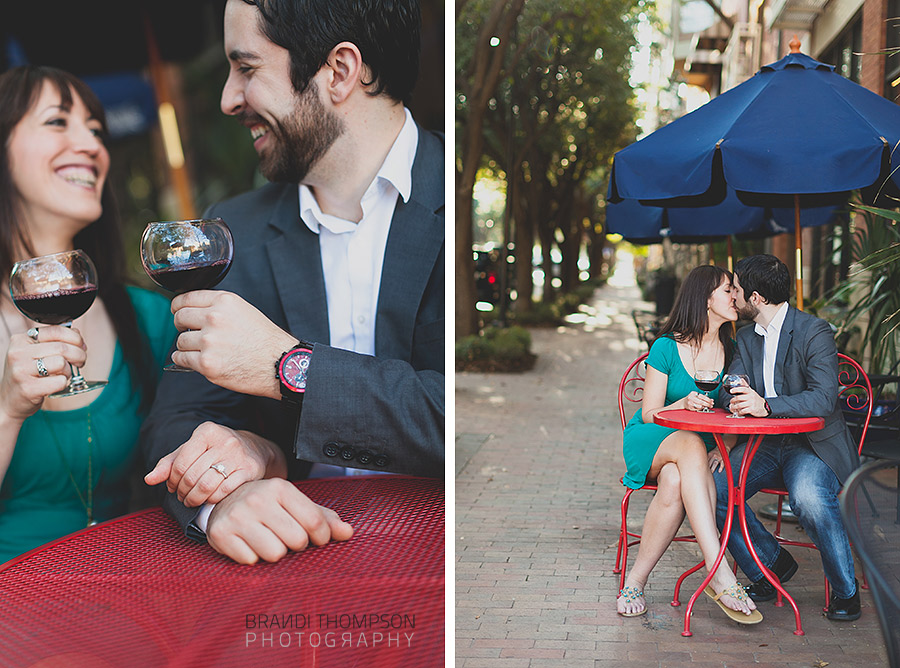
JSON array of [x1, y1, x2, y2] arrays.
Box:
[[764, 400, 772, 417], [277, 343, 314, 405]]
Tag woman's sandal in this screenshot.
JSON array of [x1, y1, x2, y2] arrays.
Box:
[[704, 583, 763, 625], [617, 585, 647, 617]]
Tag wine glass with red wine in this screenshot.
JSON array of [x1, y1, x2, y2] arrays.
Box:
[[140, 218, 234, 372], [722, 373, 751, 418], [693, 369, 720, 413], [9, 250, 107, 397]]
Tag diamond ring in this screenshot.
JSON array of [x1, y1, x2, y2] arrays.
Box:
[[210, 463, 229, 479], [36, 358, 49, 377], [27, 327, 39, 343]]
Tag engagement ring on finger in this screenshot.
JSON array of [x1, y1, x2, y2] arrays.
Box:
[[27, 327, 39, 343], [35, 358, 49, 377], [210, 463, 229, 479]]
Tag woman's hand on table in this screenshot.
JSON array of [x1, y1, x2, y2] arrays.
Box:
[[144, 421, 288, 507], [684, 391, 714, 412], [205, 478, 354, 564], [0, 326, 86, 421]]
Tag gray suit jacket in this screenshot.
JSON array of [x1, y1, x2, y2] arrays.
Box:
[[726, 306, 859, 484], [140, 126, 444, 533]]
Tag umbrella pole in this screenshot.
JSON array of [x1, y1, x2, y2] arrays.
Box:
[[727, 236, 733, 272], [794, 193, 803, 311]]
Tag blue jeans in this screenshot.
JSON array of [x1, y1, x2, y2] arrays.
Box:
[[713, 435, 857, 599]]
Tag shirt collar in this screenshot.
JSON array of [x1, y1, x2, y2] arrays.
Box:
[[299, 107, 417, 235], [754, 301, 789, 337]]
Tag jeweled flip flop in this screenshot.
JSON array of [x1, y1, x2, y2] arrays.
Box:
[[704, 584, 763, 625], [617, 585, 647, 617]]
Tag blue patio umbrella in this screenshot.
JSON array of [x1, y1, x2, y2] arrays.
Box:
[[606, 187, 844, 269], [607, 41, 900, 309]]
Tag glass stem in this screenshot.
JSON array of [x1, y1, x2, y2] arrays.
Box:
[[63, 322, 86, 390]]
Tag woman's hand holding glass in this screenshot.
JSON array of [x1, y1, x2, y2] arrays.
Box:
[[0, 325, 87, 421], [692, 370, 720, 413]]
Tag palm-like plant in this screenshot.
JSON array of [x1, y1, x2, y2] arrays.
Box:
[[825, 203, 900, 374]]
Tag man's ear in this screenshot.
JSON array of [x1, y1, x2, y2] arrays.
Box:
[[323, 41, 365, 103]]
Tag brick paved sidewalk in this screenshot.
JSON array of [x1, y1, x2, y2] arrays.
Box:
[[455, 268, 888, 667]]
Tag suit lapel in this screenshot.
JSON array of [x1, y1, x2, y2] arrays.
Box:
[[375, 127, 444, 360], [773, 306, 796, 396], [263, 187, 330, 344]]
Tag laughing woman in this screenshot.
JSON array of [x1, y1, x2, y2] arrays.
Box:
[[616, 265, 761, 624], [0, 65, 177, 562]]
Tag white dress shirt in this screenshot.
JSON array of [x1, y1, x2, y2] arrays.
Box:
[[754, 302, 789, 399]]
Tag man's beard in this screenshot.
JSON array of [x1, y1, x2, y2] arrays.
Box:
[[258, 81, 344, 183], [736, 301, 758, 321]]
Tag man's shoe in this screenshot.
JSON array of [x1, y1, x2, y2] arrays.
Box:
[[745, 549, 799, 603], [826, 580, 861, 621]]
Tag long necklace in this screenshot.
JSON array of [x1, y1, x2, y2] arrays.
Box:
[[1, 297, 96, 527], [42, 411, 96, 527]]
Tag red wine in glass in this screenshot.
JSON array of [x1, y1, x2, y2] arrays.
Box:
[[9, 250, 107, 397], [693, 370, 720, 413], [140, 218, 234, 371], [723, 374, 750, 418], [12, 286, 98, 325]]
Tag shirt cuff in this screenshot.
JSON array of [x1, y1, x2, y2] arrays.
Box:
[[194, 503, 216, 533]]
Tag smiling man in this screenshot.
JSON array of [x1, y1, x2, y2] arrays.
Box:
[[140, 0, 444, 565]]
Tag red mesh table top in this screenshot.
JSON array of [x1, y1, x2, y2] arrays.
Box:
[[0, 475, 444, 667]]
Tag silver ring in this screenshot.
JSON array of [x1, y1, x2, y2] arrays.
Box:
[[210, 463, 229, 479], [27, 327, 39, 343], [35, 358, 49, 377]]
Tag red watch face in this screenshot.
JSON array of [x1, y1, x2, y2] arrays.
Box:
[[280, 349, 312, 392]]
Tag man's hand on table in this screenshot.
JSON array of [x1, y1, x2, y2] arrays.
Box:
[[727, 386, 769, 417], [144, 422, 288, 507], [205, 479, 354, 564]]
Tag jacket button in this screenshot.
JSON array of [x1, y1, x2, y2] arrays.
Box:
[[357, 450, 373, 465], [323, 442, 339, 458], [374, 454, 389, 467], [340, 446, 356, 461]]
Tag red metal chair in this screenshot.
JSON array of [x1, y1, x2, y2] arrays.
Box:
[[758, 352, 872, 607], [614, 352, 699, 600]]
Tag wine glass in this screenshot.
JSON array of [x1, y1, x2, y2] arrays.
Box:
[[723, 373, 751, 418], [9, 250, 107, 397], [693, 370, 720, 413], [140, 218, 234, 371]]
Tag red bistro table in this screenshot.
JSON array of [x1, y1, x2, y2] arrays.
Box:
[[0, 475, 444, 668], [653, 408, 824, 637]]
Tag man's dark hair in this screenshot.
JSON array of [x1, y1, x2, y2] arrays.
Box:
[[243, 0, 421, 106], [734, 254, 791, 305]]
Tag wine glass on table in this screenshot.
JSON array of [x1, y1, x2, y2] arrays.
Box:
[[140, 218, 234, 372], [9, 250, 106, 397], [693, 369, 720, 413], [722, 374, 751, 418]]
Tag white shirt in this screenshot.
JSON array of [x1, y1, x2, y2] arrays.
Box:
[[754, 302, 789, 399], [297, 107, 417, 356]]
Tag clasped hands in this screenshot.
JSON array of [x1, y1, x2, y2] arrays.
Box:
[[146, 290, 354, 564]]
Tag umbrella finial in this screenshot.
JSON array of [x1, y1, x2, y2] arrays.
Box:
[[789, 35, 801, 53]]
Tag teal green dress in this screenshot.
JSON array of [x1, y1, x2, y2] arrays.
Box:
[[622, 335, 722, 489], [0, 286, 177, 564]]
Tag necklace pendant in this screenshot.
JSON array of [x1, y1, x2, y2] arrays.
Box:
[[88, 519, 97, 527]]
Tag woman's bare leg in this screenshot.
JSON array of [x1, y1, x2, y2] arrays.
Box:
[[651, 431, 756, 615], [617, 463, 685, 615]]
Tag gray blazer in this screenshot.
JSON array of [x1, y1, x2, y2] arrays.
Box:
[[726, 306, 859, 484], [140, 126, 444, 533]]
